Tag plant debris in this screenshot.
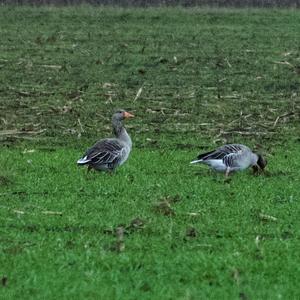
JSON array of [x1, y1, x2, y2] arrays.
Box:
[[133, 86, 143, 102], [1, 276, 8, 287], [259, 213, 278, 222], [231, 268, 241, 285], [103, 217, 146, 236], [42, 211, 63, 216], [127, 217, 145, 232], [153, 200, 175, 216], [153, 195, 182, 216], [12, 209, 25, 215], [239, 292, 248, 300], [107, 226, 125, 253], [185, 227, 198, 238], [0, 175, 12, 186]]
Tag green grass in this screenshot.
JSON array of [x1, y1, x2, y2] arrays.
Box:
[[1, 145, 300, 299], [1, 6, 300, 299]]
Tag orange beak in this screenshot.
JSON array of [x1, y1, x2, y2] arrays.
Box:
[[124, 111, 134, 118]]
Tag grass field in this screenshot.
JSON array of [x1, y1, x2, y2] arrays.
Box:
[[1, 6, 300, 299]]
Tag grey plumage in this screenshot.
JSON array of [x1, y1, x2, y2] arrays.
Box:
[[191, 144, 267, 175], [77, 110, 134, 172]]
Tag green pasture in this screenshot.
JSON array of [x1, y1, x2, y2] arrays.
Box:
[[0, 6, 300, 299]]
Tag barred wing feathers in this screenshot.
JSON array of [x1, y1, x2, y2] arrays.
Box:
[[191, 144, 248, 166], [78, 139, 124, 167]]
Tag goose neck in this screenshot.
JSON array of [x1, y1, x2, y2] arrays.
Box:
[[113, 120, 132, 148], [112, 119, 123, 137], [251, 153, 259, 166]]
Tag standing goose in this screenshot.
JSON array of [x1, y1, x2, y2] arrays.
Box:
[[77, 110, 134, 172], [191, 144, 267, 176]]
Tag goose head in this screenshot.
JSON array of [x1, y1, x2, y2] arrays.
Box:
[[112, 109, 134, 137], [252, 154, 267, 173], [257, 154, 267, 170], [112, 109, 134, 122]]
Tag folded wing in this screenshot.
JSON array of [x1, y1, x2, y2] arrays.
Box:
[[78, 139, 124, 168], [201, 144, 242, 159]]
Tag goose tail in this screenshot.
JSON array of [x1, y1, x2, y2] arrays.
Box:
[[77, 156, 91, 165], [190, 159, 203, 164]]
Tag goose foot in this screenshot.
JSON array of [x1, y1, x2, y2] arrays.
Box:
[[87, 165, 93, 173]]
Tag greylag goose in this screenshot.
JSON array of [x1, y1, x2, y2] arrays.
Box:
[[77, 110, 134, 172], [191, 144, 267, 176]]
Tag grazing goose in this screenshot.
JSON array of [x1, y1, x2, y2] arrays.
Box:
[[190, 144, 267, 176], [77, 110, 134, 172]]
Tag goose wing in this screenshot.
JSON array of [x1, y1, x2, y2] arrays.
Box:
[[198, 144, 247, 163], [83, 139, 124, 166], [219, 144, 248, 168]]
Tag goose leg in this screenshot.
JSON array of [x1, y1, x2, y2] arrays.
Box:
[[87, 165, 93, 173], [252, 165, 259, 175], [225, 167, 230, 178], [108, 169, 114, 176]]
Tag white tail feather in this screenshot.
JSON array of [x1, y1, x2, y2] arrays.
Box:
[[77, 156, 90, 165], [190, 159, 202, 164]]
